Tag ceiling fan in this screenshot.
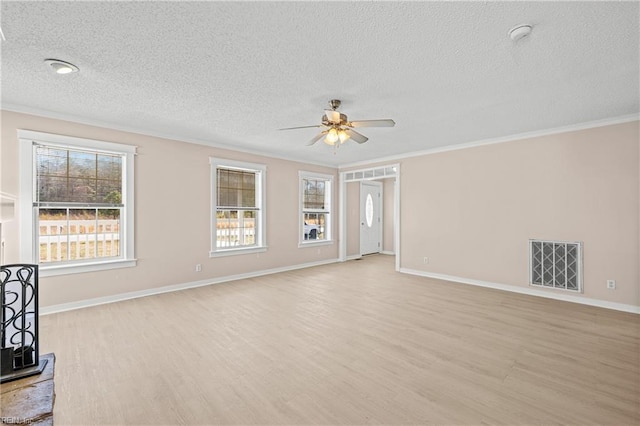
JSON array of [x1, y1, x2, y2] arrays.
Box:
[[279, 99, 395, 146]]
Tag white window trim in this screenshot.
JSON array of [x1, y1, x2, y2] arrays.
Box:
[[210, 158, 267, 257], [18, 130, 137, 277], [298, 171, 333, 248]]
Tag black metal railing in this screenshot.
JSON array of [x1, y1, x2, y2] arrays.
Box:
[[1, 264, 47, 382]]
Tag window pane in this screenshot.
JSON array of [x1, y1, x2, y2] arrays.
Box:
[[68, 209, 97, 259], [38, 208, 68, 263], [243, 210, 256, 245], [303, 178, 327, 210], [67, 177, 96, 203], [303, 212, 326, 241], [97, 154, 122, 181], [226, 188, 238, 207], [96, 209, 121, 259], [216, 167, 256, 208], [218, 169, 228, 188], [242, 172, 255, 190], [218, 210, 238, 247], [228, 170, 241, 188], [35, 146, 123, 205], [97, 180, 122, 205], [241, 189, 255, 207], [216, 209, 257, 248], [37, 175, 68, 203], [37, 192, 124, 263], [218, 187, 229, 207], [36, 147, 67, 177], [68, 150, 96, 178], [97, 154, 122, 204], [307, 180, 316, 195], [216, 210, 231, 248]]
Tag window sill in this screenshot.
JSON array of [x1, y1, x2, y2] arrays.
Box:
[[39, 258, 137, 277], [298, 240, 334, 249], [209, 246, 267, 258]]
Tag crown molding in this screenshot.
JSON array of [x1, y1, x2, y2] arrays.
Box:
[[1, 103, 337, 169], [4, 104, 636, 171], [339, 114, 639, 170]]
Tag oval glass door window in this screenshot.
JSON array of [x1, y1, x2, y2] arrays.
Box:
[[365, 193, 374, 227]]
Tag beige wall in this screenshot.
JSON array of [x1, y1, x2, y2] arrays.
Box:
[[2, 110, 637, 309], [1, 110, 338, 308], [400, 121, 639, 307]]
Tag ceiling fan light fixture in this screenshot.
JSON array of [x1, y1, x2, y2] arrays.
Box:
[[325, 128, 339, 145], [338, 129, 350, 144], [45, 59, 79, 74], [279, 99, 395, 148]]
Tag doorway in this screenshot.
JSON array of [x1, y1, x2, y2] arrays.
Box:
[[339, 163, 400, 271], [360, 181, 382, 255]]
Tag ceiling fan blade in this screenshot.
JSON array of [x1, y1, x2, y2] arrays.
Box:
[[306, 131, 328, 146], [324, 109, 342, 124], [279, 125, 323, 131], [348, 119, 396, 128], [345, 129, 368, 144]]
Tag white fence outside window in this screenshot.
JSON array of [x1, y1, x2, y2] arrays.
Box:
[[38, 219, 120, 262]]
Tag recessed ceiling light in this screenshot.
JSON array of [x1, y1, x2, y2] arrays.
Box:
[[508, 24, 533, 42], [45, 59, 79, 74]]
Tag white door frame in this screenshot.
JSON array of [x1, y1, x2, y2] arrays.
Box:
[[338, 163, 400, 272], [359, 180, 383, 256]]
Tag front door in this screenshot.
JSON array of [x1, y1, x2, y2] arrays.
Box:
[[360, 181, 382, 255]]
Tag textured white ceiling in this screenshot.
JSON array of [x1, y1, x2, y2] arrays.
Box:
[[1, 2, 638, 167]]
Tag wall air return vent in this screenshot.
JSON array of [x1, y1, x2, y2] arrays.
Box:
[[529, 240, 582, 292]]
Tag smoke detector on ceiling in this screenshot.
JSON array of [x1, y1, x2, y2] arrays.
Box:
[[508, 24, 533, 42]]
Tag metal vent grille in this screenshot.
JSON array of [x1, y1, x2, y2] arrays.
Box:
[[529, 240, 582, 292]]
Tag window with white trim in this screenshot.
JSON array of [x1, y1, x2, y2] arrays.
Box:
[[210, 158, 266, 256], [299, 172, 332, 245], [19, 130, 136, 276]]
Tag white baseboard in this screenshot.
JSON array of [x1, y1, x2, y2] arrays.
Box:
[[400, 268, 640, 314], [347, 252, 393, 260], [41, 258, 340, 315]]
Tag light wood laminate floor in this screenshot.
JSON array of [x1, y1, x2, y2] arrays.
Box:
[[40, 255, 639, 425]]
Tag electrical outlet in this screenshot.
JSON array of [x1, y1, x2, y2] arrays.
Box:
[[607, 280, 616, 289], [423, 257, 429, 264], [195, 264, 202, 272]]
